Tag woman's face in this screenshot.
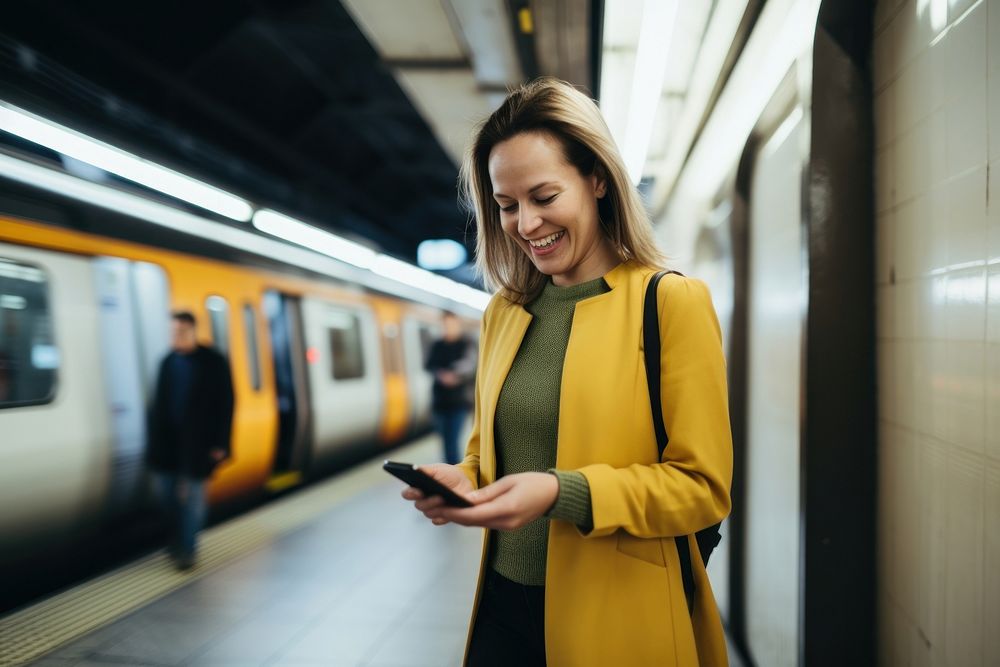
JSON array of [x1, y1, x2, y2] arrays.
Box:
[[488, 131, 617, 287]]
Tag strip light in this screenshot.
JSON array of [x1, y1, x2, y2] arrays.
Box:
[[0, 152, 490, 312], [0, 101, 253, 222], [252, 209, 377, 270], [622, 0, 679, 184]]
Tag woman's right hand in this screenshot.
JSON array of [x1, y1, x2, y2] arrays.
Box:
[[402, 464, 474, 525]]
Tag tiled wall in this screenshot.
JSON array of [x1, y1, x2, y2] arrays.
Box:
[[873, 0, 999, 664]]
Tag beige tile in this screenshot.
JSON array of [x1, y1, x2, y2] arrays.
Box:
[[928, 108, 949, 188], [985, 460, 1000, 664], [928, 340, 951, 439], [878, 429, 899, 633], [876, 145, 896, 214], [897, 340, 919, 426], [877, 211, 895, 287], [875, 87, 895, 150], [899, 194, 934, 279], [928, 183, 950, 272], [879, 341, 897, 424], [948, 0, 981, 20], [895, 278, 919, 339], [945, 266, 987, 341], [894, 430, 921, 616], [925, 38, 949, 115], [896, 51, 932, 134], [897, 0, 935, 69], [896, 120, 933, 205], [945, 166, 989, 267], [989, 158, 1000, 264], [916, 436, 949, 661], [874, 11, 900, 92], [878, 285, 895, 340], [913, 341, 936, 434], [990, 0, 1000, 161], [916, 274, 949, 340], [946, 341, 986, 452], [991, 266, 1000, 344], [987, 344, 1000, 460], [944, 2, 989, 177], [944, 447, 985, 667]]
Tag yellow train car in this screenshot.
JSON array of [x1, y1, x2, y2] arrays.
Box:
[[0, 213, 460, 565]]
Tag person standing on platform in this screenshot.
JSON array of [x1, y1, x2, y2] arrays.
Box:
[[425, 311, 476, 465], [146, 310, 234, 570], [401, 78, 733, 666]]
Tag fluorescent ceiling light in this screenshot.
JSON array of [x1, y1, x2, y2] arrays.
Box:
[[623, 0, 679, 184], [0, 152, 490, 312], [0, 101, 253, 222], [252, 209, 377, 271], [417, 239, 467, 270]]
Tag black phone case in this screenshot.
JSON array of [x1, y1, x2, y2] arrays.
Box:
[[383, 461, 473, 507]]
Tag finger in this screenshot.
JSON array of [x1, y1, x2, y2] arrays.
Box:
[[414, 495, 446, 512], [467, 477, 514, 504], [435, 498, 514, 527], [401, 487, 424, 501]]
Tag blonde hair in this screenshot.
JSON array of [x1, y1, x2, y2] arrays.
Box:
[[460, 77, 666, 304]]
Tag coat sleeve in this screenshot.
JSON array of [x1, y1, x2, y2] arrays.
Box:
[[578, 277, 733, 539]]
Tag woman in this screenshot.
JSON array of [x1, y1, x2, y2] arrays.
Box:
[[402, 78, 733, 666]]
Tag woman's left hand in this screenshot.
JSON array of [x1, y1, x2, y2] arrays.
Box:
[[427, 472, 559, 530]]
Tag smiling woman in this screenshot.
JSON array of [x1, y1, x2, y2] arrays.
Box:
[[400, 78, 735, 667]]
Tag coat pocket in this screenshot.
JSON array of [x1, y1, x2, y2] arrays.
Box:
[[616, 531, 667, 567]]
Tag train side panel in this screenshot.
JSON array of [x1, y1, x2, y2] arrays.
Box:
[[0, 243, 111, 559]]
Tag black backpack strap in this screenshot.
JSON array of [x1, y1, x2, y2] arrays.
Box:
[[643, 270, 696, 614]]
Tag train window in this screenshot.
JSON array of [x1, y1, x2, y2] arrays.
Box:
[[0, 258, 58, 408], [205, 296, 230, 359], [243, 303, 261, 391], [382, 322, 403, 375], [328, 311, 365, 380], [418, 325, 435, 364]]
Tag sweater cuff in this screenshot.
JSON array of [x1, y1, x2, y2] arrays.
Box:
[[546, 469, 594, 532]]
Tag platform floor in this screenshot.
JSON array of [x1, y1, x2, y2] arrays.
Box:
[[8, 435, 744, 667]]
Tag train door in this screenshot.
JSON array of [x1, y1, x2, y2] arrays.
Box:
[[263, 290, 312, 481], [300, 297, 382, 464], [401, 316, 437, 433], [92, 257, 170, 515]]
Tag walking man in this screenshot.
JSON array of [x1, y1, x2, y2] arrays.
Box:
[[425, 311, 476, 465], [146, 311, 234, 570]]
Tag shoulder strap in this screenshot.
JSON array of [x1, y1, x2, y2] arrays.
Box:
[[642, 272, 670, 457], [642, 270, 696, 613]]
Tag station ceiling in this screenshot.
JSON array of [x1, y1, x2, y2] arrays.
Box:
[[0, 0, 600, 277]]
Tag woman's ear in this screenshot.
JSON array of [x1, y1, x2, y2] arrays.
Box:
[[592, 164, 608, 199]]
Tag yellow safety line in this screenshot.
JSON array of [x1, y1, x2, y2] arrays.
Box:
[[0, 436, 438, 667]]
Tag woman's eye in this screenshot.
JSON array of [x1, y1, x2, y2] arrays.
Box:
[[499, 203, 518, 213], [537, 194, 557, 205]]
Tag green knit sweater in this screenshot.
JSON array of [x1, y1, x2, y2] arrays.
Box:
[[489, 276, 608, 586]]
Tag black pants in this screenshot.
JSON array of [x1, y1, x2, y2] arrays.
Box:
[[467, 569, 546, 667]]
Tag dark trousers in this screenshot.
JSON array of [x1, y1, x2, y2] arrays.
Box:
[[467, 569, 546, 667], [433, 407, 468, 465]]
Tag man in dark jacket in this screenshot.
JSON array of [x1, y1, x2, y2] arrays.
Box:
[[425, 311, 476, 465], [147, 311, 234, 569]]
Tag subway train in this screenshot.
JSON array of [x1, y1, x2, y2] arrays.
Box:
[[0, 213, 465, 570]]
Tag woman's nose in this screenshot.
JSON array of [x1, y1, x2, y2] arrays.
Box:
[[518, 205, 543, 237]]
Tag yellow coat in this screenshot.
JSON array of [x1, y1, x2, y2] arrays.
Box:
[[457, 260, 733, 666]]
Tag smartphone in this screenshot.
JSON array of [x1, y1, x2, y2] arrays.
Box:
[[383, 460, 473, 508]]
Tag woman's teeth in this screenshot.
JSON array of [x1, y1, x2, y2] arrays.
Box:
[[529, 231, 564, 248]]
